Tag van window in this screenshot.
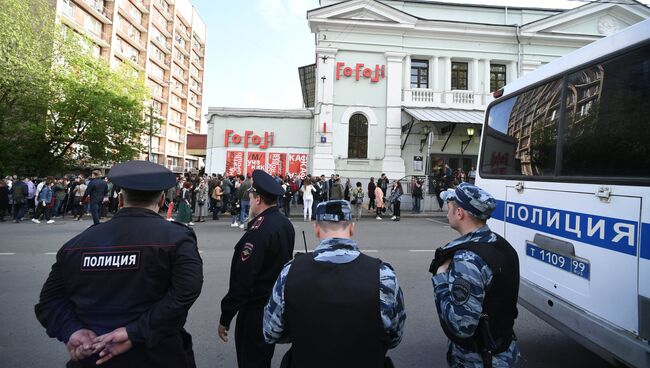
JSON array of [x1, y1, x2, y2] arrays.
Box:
[[561, 44, 650, 177], [481, 79, 562, 176]]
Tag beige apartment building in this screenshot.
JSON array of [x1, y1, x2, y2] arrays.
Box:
[[53, 0, 207, 173]]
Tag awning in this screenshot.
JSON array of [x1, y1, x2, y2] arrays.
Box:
[[403, 107, 484, 125]]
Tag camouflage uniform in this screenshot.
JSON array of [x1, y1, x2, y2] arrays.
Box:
[[432, 225, 520, 367], [263, 237, 406, 347]]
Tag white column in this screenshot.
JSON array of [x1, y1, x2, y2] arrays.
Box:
[[311, 46, 338, 176], [403, 54, 411, 90], [482, 59, 491, 106], [471, 58, 480, 107], [443, 57, 452, 104], [431, 56, 440, 103], [382, 51, 407, 180], [508, 61, 518, 84]]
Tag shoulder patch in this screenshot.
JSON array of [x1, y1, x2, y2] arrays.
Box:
[[451, 277, 471, 305], [241, 242, 254, 262], [250, 216, 264, 230]]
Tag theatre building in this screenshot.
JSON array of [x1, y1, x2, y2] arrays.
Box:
[[206, 0, 649, 187]]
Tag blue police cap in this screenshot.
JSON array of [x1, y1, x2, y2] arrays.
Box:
[[108, 160, 176, 191], [440, 182, 497, 220], [251, 169, 284, 196], [315, 200, 353, 222]]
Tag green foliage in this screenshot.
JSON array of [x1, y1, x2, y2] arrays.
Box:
[[0, 0, 150, 176]]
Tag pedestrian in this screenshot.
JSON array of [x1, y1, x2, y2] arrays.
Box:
[[374, 184, 384, 220], [33, 178, 55, 224], [412, 178, 423, 213], [377, 173, 388, 196], [443, 164, 453, 190], [25, 177, 36, 217], [468, 166, 477, 184], [300, 178, 315, 222], [73, 177, 87, 221], [344, 178, 352, 201], [389, 180, 403, 221], [194, 178, 208, 223], [367, 177, 376, 210], [218, 170, 295, 368], [281, 179, 292, 217], [0, 178, 9, 222], [263, 200, 406, 367], [222, 175, 233, 214], [11, 177, 28, 222], [176, 181, 194, 226], [330, 177, 344, 200], [350, 181, 364, 221], [311, 177, 323, 220], [82, 170, 108, 225], [238, 174, 252, 229], [212, 180, 223, 220], [430, 183, 520, 368], [53, 178, 66, 217], [35, 160, 203, 367], [434, 168, 445, 211]]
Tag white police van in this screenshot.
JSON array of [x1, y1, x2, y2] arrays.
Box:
[[476, 19, 650, 367]]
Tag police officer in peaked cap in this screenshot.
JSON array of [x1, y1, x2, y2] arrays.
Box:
[[218, 169, 295, 368], [263, 200, 406, 368], [35, 160, 203, 367], [430, 182, 520, 368]]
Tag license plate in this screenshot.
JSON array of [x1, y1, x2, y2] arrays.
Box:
[[526, 242, 590, 280]]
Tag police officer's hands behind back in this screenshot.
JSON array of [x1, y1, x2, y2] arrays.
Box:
[[66, 329, 97, 362], [91, 327, 133, 365], [218, 324, 229, 342]]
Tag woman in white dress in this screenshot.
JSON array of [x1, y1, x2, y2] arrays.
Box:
[[300, 178, 315, 221]]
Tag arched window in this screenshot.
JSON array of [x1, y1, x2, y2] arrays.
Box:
[[348, 113, 368, 159]]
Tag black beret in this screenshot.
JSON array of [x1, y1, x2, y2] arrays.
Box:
[[251, 169, 284, 196], [108, 160, 176, 191]]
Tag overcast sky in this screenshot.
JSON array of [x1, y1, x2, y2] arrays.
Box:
[[192, 0, 649, 119]]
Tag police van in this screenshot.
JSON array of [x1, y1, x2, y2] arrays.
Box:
[[476, 19, 650, 367]]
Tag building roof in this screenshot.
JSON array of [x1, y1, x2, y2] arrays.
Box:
[[207, 107, 314, 119], [403, 107, 484, 125]]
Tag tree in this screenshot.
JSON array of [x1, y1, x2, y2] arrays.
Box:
[[0, 0, 151, 176]]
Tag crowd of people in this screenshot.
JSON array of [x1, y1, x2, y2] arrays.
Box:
[[0, 163, 478, 226]]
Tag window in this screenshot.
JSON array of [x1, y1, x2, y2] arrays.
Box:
[[151, 44, 165, 63], [347, 114, 368, 159], [148, 80, 163, 97], [410, 59, 429, 88], [170, 110, 181, 124], [149, 63, 164, 80], [481, 78, 563, 176], [561, 45, 650, 177], [490, 64, 507, 92], [129, 4, 142, 24], [451, 62, 468, 90], [84, 14, 102, 37]]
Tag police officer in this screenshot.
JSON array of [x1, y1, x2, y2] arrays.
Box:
[[429, 183, 520, 368], [218, 169, 295, 368], [35, 160, 203, 367], [263, 200, 406, 368]]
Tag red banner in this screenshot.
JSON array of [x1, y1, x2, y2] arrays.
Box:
[[225, 151, 244, 177], [246, 151, 266, 175], [267, 153, 286, 176], [288, 153, 308, 179]]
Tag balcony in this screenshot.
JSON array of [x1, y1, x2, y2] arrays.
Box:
[[403, 88, 492, 110], [73, 0, 113, 23], [167, 165, 184, 173]]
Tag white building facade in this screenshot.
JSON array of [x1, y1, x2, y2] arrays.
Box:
[[206, 0, 649, 187]]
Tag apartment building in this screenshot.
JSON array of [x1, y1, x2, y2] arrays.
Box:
[[54, 0, 207, 173]]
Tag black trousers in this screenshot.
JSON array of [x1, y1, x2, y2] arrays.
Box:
[[393, 201, 401, 218], [235, 304, 275, 368]]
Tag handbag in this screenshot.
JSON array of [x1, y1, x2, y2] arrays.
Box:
[[81, 196, 90, 204], [350, 198, 358, 205], [198, 199, 205, 206]]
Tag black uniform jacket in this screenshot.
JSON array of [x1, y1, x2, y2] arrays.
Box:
[[220, 206, 295, 327], [84, 178, 108, 204], [35, 207, 203, 357]]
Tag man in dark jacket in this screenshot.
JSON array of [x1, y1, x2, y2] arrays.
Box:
[[35, 160, 203, 367], [219, 170, 295, 368], [12, 177, 29, 222], [83, 170, 108, 225]]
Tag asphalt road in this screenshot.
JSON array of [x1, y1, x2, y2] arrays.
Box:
[[0, 212, 613, 367]]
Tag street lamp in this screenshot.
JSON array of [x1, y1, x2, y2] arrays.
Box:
[[461, 126, 475, 154], [460, 126, 476, 179]]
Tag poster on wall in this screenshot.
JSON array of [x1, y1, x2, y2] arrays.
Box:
[[267, 153, 287, 176], [246, 152, 267, 175], [288, 153, 308, 179], [225, 151, 245, 177], [413, 156, 423, 172]]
